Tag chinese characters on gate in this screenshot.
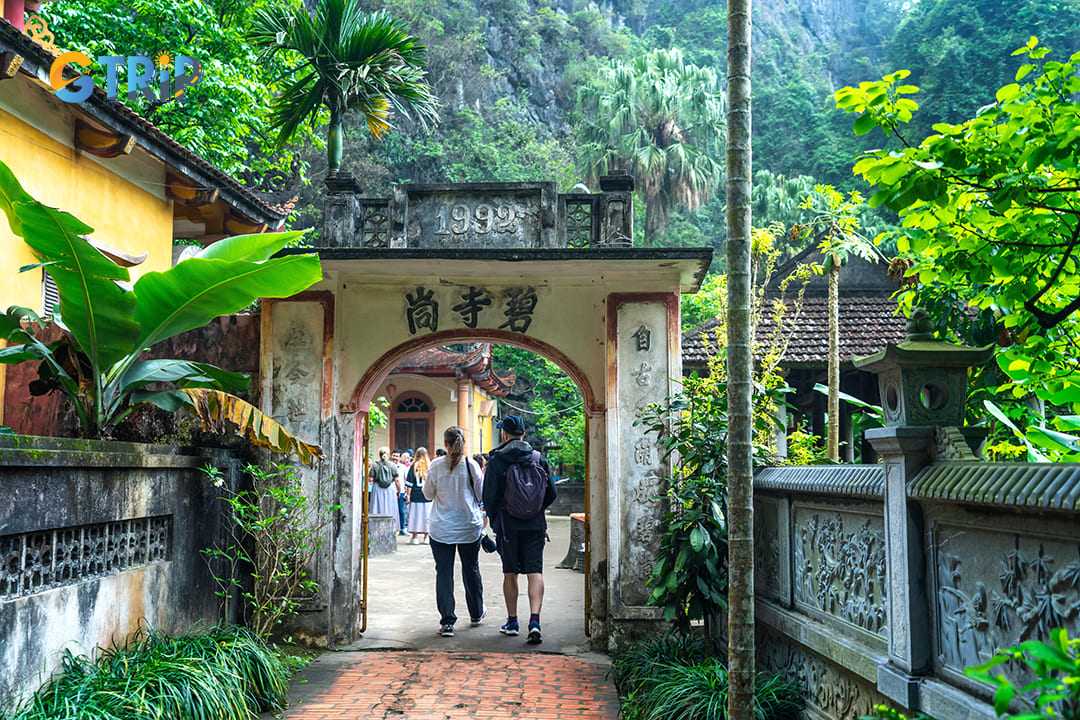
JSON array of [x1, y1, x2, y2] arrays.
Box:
[[405, 285, 539, 335]]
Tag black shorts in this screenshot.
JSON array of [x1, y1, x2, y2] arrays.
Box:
[[498, 527, 546, 575]]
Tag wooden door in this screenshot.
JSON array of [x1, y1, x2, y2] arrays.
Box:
[[393, 417, 430, 452]]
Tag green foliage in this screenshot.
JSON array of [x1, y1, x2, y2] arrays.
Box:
[[887, 0, 1080, 146], [387, 100, 576, 188], [965, 627, 1080, 719], [0, 624, 289, 720], [863, 626, 1080, 719], [837, 41, 1080, 431], [611, 633, 804, 720], [249, 0, 439, 175], [490, 345, 585, 477], [862, 706, 937, 720], [681, 273, 726, 330], [636, 371, 781, 634], [812, 383, 884, 462], [981, 399, 1080, 463], [0, 159, 322, 447], [576, 48, 725, 245], [202, 463, 342, 637], [41, 0, 302, 178]]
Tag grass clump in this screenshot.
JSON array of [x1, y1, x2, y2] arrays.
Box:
[[1, 624, 290, 720], [612, 633, 803, 720]]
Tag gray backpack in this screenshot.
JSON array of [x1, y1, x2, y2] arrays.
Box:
[[372, 460, 396, 489]]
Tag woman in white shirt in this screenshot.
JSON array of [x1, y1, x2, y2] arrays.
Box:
[[423, 426, 486, 637]]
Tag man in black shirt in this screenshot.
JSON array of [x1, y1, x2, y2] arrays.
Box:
[[482, 415, 556, 645]]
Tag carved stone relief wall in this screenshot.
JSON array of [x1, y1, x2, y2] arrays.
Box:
[[793, 505, 888, 638], [758, 625, 890, 720], [932, 518, 1080, 678], [1, 516, 172, 600], [270, 301, 327, 589], [272, 303, 324, 440], [614, 301, 670, 610]]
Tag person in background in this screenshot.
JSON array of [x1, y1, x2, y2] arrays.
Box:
[[423, 427, 486, 637], [393, 449, 409, 536], [369, 447, 401, 533], [405, 447, 433, 544]]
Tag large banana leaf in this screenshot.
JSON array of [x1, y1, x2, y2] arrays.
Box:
[[0, 306, 39, 341], [195, 230, 307, 262], [0, 345, 43, 364], [0, 160, 33, 236], [13, 200, 139, 372], [181, 388, 323, 467], [132, 253, 321, 352]]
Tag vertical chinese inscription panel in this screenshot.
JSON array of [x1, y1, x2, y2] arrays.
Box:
[[615, 301, 670, 611]]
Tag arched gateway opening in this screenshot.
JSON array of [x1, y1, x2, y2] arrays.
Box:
[[260, 179, 710, 648], [352, 334, 596, 639]]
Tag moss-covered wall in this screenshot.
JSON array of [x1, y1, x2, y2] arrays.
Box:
[[0, 436, 244, 707]]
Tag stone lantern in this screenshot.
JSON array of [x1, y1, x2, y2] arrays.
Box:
[[853, 308, 993, 428], [852, 308, 992, 710]]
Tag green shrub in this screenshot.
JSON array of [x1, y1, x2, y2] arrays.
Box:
[[612, 633, 803, 720], [863, 627, 1080, 719], [1, 624, 290, 720], [202, 462, 341, 637]]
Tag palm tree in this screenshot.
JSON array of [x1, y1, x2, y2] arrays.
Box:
[[726, 0, 755, 717], [250, 0, 439, 177], [576, 48, 725, 246], [797, 186, 881, 461]]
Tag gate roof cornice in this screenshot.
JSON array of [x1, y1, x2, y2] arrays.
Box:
[[277, 247, 713, 293]]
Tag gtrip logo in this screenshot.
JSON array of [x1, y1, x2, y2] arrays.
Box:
[[49, 50, 202, 104]]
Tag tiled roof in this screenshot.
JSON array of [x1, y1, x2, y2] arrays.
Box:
[[393, 344, 516, 397], [683, 295, 908, 367], [396, 345, 484, 371], [0, 20, 288, 224]]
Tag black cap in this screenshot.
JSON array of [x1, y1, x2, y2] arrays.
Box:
[[497, 415, 525, 435]]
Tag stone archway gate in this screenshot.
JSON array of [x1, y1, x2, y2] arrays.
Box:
[[262, 177, 711, 647]]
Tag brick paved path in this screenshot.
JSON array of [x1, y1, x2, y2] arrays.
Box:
[[279, 651, 620, 719]]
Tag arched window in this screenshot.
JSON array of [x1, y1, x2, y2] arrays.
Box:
[[396, 396, 430, 414]]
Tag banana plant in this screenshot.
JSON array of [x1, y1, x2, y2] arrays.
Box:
[[0, 159, 324, 463]]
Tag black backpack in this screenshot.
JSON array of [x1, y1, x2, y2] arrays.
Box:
[[502, 451, 550, 520], [372, 460, 396, 489]]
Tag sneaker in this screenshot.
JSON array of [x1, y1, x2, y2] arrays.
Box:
[[527, 622, 542, 645], [470, 607, 487, 625], [438, 624, 454, 637], [408, 536, 418, 545], [499, 620, 519, 636]]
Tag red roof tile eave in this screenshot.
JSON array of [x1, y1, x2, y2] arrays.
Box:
[[391, 345, 517, 398], [0, 20, 288, 226]]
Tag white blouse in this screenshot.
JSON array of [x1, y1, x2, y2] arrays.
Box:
[[423, 455, 484, 544]]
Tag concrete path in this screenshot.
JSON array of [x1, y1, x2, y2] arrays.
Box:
[[276, 516, 620, 719]]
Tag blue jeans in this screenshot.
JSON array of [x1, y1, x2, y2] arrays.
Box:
[[429, 537, 484, 626], [397, 492, 408, 532]]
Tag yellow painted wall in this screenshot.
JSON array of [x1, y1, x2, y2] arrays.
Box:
[[0, 102, 173, 312], [471, 387, 495, 454]]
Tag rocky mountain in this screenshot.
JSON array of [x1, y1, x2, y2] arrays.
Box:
[[293, 0, 1080, 235]]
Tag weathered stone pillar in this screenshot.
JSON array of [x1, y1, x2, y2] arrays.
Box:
[[456, 373, 471, 438], [597, 172, 634, 247], [855, 310, 992, 710], [323, 174, 362, 248]]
